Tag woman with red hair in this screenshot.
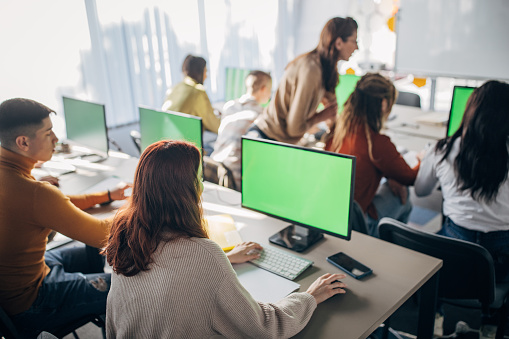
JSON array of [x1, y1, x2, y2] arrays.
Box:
[[105, 140, 346, 338]]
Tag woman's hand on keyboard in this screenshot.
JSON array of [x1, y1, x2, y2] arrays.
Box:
[[306, 273, 347, 304], [226, 241, 263, 264]]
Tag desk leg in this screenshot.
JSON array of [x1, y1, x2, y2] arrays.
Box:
[[417, 272, 439, 339]]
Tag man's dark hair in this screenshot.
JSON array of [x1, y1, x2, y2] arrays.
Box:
[[0, 98, 54, 148]]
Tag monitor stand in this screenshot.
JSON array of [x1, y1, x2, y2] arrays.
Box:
[[269, 225, 324, 252]]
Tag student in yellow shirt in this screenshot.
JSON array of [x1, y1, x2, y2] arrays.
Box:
[[162, 54, 220, 155]]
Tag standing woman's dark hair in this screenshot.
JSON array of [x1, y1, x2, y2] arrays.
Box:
[[182, 54, 207, 84], [436, 80, 509, 202], [329, 73, 396, 155], [304, 17, 358, 93], [105, 140, 206, 277]]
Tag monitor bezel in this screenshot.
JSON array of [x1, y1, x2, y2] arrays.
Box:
[[138, 106, 204, 154], [446, 85, 476, 137], [62, 96, 109, 160], [240, 136, 356, 242]]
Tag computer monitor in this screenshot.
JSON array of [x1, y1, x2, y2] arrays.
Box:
[[62, 96, 109, 160], [241, 137, 356, 252], [446, 86, 475, 137], [336, 74, 361, 113], [139, 107, 203, 152]]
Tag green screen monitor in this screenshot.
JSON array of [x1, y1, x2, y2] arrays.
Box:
[[62, 96, 109, 160], [241, 136, 356, 252], [447, 86, 475, 137], [139, 107, 203, 153], [336, 74, 361, 113], [317, 74, 361, 113], [225, 67, 251, 102]]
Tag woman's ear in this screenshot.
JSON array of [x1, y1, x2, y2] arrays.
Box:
[[334, 37, 343, 51], [381, 98, 389, 115]]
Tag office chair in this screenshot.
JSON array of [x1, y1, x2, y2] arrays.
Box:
[[130, 130, 141, 155], [0, 305, 106, 339], [395, 91, 421, 108], [378, 217, 509, 339], [351, 200, 369, 235], [203, 156, 237, 191]]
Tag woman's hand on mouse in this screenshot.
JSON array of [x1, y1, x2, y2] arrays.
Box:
[[306, 273, 347, 304], [226, 241, 263, 264]]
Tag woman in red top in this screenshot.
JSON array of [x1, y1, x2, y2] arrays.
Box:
[[325, 73, 419, 237]]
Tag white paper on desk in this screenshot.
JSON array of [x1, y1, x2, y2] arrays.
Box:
[[233, 263, 300, 303]]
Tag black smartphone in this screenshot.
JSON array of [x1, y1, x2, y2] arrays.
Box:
[[327, 251, 373, 279]]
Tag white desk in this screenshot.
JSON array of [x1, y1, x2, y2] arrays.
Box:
[[384, 105, 447, 152], [202, 183, 442, 339], [54, 154, 443, 339]]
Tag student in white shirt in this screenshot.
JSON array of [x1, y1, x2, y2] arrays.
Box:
[[211, 70, 272, 189], [414, 80, 509, 283]]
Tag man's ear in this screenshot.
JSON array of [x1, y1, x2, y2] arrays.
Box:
[[15, 135, 30, 152]]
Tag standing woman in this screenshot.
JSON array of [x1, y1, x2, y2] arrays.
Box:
[[105, 140, 346, 338], [325, 73, 419, 237], [415, 81, 509, 282], [162, 54, 220, 154], [248, 17, 358, 144]]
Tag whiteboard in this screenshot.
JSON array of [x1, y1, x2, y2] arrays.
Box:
[[395, 0, 509, 80]]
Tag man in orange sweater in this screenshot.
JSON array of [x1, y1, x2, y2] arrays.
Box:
[[0, 98, 129, 337]]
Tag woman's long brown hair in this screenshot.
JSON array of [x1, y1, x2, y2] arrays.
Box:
[[291, 17, 357, 93], [329, 73, 396, 159], [435, 80, 509, 202], [105, 140, 206, 277]]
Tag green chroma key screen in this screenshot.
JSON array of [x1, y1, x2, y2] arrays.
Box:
[[241, 137, 355, 239], [336, 74, 361, 113], [63, 97, 109, 154], [139, 107, 203, 152], [447, 86, 475, 137]]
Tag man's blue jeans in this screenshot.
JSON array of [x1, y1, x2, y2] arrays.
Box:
[[11, 244, 110, 338], [439, 217, 509, 283]]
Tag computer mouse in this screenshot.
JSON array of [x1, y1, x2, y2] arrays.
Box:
[[247, 249, 262, 256], [332, 280, 347, 290]]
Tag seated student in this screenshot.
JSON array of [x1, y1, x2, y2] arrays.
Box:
[[162, 54, 220, 155], [414, 80, 509, 283], [210, 70, 272, 189], [325, 73, 419, 237], [0, 98, 130, 338], [105, 140, 347, 338]]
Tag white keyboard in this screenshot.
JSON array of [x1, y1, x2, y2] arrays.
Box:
[[249, 246, 313, 280]]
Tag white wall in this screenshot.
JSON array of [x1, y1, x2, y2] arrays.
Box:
[[294, 0, 352, 55], [1, 0, 425, 131], [0, 1, 91, 134]]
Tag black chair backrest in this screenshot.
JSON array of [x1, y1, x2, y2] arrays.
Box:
[[378, 217, 495, 305], [130, 130, 141, 154], [396, 91, 421, 108], [203, 156, 237, 191], [350, 200, 368, 235]]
